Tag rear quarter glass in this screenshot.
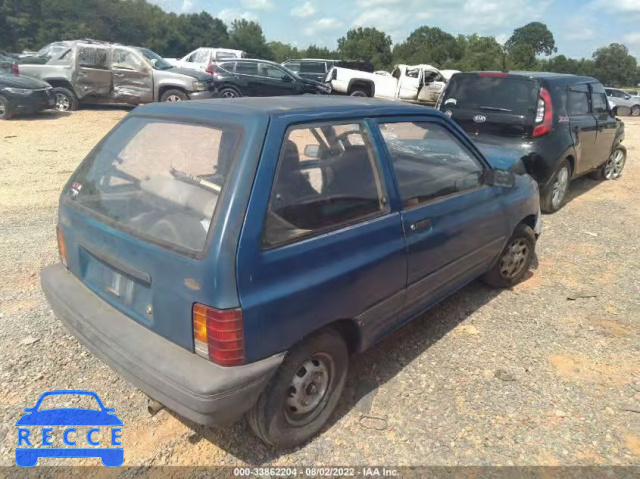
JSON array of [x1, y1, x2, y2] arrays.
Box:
[[66, 117, 244, 254]]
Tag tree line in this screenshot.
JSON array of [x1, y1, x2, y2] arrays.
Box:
[[1, 0, 638, 87]]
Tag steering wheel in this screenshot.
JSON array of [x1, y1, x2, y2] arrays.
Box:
[[335, 130, 362, 144]]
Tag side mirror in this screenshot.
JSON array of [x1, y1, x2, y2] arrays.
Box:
[[303, 144, 320, 158], [625, 95, 631, 100], [484, 169, 516, 188], [282, 75, 293, 83]]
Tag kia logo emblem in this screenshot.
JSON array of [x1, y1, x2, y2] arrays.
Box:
[[473, 115, 487, 123]]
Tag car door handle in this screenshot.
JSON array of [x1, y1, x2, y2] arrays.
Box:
[[409, 219, 432, 232]]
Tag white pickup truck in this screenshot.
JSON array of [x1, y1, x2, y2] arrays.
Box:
[[165, 48, 245, 72], [326, 64, 459, 105]]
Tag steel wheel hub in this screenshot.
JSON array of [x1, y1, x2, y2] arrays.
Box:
[[552, 167, 569, 208], [56, 93, 70, 111], [605, 150, 625, 179], [221, 91, 236, 98], [166, 95, 182, 102], [499, 238, 529, 279], [285, 355, 332, 425]]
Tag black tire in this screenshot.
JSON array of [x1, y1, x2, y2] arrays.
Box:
[[589, 146, 627, 181], [218, 87, 241, 99], [540, 159, 571, 213], [247, 329, 348, 449], [160, 89, 188, 102], [52, 87, 79, 112], [482, 224, 536, 289], [631, 105, 640, 117], [349, 88, 368, 97], [0, 95, 12, 119]]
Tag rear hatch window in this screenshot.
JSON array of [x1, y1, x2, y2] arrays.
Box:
[[441, 74, 540, 137], [67, 117, 243, 254]]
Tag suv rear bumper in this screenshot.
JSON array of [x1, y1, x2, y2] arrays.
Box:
[[41, 264, 285, 426]]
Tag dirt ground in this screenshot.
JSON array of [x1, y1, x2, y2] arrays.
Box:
[[0, 107, 638, 468]]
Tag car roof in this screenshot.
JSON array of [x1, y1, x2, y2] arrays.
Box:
[[134, 96, 441, 121], [460, 71, 599, 85]]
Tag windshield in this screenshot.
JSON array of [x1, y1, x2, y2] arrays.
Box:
[[279, 63, 302, 81], [68, 118, 244, 253], [138, 48, 173, 70], [442, 75, 539, 116]]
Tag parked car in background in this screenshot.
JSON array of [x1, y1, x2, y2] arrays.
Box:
[[282, 58, 374, 82], [207, 59, 330, 97], [43, 96, 541, 449], [326, 63, 459, 105], [1, 52, 20, 74], [605, 87, 640, 116], [165, 47, 245, 72], [19, 41, 217, 111], [0, 72, 55, 119], [439, 72, 627, 212]]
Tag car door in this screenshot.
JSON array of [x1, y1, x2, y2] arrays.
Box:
[[73, 45, 112, 99], [566, 83, 598, 175], [237, 119, 407, 353], [257, 62, 299, 96], [374, 118, 511, 316], [110, 47, 153, 104], [234, 61, 263, 96], [590, 83, 617, 168], [397, 67, 421, 100]]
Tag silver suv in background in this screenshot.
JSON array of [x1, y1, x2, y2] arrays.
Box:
[[19, 40, 217, 111], [605, 88, 640, 116]]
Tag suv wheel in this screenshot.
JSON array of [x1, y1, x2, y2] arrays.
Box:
[[349, 88, 368, 97], [247, 329, 348, 448], [219, 87, 241, 98], [541, 159, 571, 213], [160, 89, 188, 102], [482, 224, 536, 289], [0, 95, 12, 120], [591, 146, 627, 181], [631, 105, 640, 117], [53, 87, 79, 112]]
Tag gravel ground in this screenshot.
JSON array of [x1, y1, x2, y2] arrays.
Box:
[[0, 107, 638, 468]]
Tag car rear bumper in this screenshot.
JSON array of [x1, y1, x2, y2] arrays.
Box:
[[41, 264, 285, 426]]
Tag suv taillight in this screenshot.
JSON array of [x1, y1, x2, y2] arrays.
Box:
[[205, 62, 216, 74], [533, 87, 553, 137], [193, 303, 245, 366], [11, 64, 19, 75]]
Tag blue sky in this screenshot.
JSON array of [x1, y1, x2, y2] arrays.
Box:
[[149, 0, 640, 60]]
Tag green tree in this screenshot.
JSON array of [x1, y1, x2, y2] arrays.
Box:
[[507, 43, 537, 70], [454, 34, 505, 71], [304, 44, 336, 59], [268, 41, 300, 63], [592, 43, 638, 87], [229, 19, 272, 59], [506, 22, 557, 57], [393, 26, 463, 67], [337, 27, 392, 70]]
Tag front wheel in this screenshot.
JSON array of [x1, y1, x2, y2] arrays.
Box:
[[218, 87, 241, 98], [160, 89, 188, 102], [541, 160, 571, 213], [247, 329, 348, 448], [53, 87, 79, 112], [631, 105, 640, 117], [482, 224, 536, 289], [591, 147, 627, 181], [349, 88, 368, 97]]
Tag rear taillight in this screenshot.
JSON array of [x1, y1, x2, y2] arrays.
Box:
[[11, 64, 19, 75], [193, 303, 245, 366], [533, 87, 553, 138], [56, 226, 67, 267], [478, 72, 508, 78], [205, 62, 216, 74]]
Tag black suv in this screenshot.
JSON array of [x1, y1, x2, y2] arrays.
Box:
[[438, 72, 626, 212], [282, 58, 374, 82], [206, 59, 331, 98]]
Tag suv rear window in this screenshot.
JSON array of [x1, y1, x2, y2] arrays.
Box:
[[68, 118, 243, 253], [442, 75, 539, 116]]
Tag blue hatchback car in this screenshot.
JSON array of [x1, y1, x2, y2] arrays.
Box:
[[41, 96, 541, 448]]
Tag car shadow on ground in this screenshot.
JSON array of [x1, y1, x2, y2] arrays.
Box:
[[169, 255, 540, 464], [12, 110, 71, 121], [563, 175, 604, 207]]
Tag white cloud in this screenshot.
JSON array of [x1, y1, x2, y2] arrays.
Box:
[[240, 0, 274, 10], [591, 0, 640, 13], [217, 8, 258, 23], [352, 8, 411, 42], [305, 18, 344, 36], [495, 33, 509, 45], [181, 0, 194, 13], [291, 2, 315, 18]]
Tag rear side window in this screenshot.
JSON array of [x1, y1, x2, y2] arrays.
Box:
[[300, 61, 326, 74], [284, 61, 300, 73], [591, 83, 608, 114], [263, 122, 387, 247], [236, 61, 258, 75], [379, 122, 483, 208], [567, 84, 590, 116], [442, 75, 538, 116], [69, 118, 243, 254]]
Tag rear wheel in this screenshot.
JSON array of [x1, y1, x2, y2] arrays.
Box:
[[219, 87, 241, 98], [482, 224, 536, 289], [53, 87, 78, 112], [541, 159, 570, 213], [349, 88, 368, 97], [160, 89, 188, 102], [0, 95, 12, 119], [247, 329, 348, 448]]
